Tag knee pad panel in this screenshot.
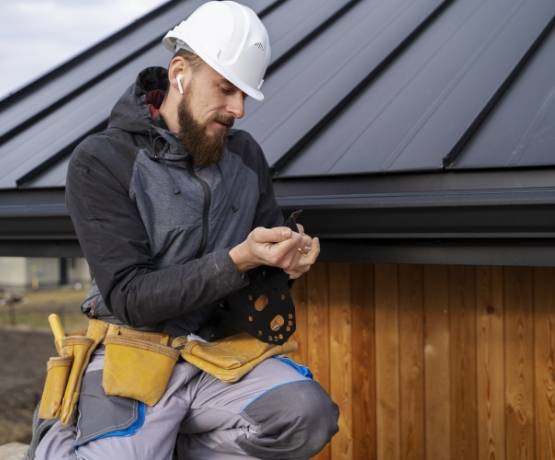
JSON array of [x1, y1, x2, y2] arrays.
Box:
[[239, 380, 339, 459]]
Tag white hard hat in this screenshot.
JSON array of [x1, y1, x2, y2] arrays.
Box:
[[163, 1, 271, 101]]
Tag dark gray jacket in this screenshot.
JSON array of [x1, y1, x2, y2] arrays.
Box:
[[66, 67, 283, 338]]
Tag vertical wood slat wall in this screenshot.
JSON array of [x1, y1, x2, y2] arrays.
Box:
[[288, 263, 555, 460]]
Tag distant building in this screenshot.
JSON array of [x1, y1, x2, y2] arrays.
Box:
[[0, 258, 89, 289]]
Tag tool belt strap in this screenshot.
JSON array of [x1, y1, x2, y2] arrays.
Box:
[[104, 322, 172, 346]]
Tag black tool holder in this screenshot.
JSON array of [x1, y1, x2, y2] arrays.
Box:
[[199, 210, 302, 345], [225, 210, 302, 345]]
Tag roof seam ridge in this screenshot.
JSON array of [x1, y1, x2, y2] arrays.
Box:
[[274, 0, 452, 176], [443, 5, 555, 169]]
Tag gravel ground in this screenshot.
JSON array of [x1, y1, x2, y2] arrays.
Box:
[[0, 328, 55, 444], [0, 442, 28, 460]]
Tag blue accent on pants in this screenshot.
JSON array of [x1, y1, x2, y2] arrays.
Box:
[[92, 402, 146, 442], [273, 355, 313, 379]]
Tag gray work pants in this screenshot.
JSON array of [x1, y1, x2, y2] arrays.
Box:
[[34, 347, 339, 459]]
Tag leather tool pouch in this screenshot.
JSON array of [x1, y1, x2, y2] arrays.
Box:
[[102, 335, 179, 406], [178, 333, 298, 383], [38, 356, 72, 419], [38, 336, 95, 424], [59, 336, 95, 425], [38, 319, 108, 425]]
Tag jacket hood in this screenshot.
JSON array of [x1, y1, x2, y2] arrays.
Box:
[[108, 67, 169, 135]]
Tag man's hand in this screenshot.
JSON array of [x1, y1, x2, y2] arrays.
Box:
[[283, 224, 320, 280], [229, 225, 315, 273]]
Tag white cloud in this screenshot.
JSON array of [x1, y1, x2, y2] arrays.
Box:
[[0, 0, 168, 99]]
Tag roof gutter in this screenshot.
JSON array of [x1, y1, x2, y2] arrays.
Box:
[[1, 184, 555, 266]]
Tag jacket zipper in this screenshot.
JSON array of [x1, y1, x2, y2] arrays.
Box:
[[155, 149, 211, 258], [188, 164, 211, 258]]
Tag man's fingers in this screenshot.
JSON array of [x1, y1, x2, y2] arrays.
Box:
[[300, 233, 312, 252], [305, 237, 320, 263], [284, 237, 320, 278], [288, 271, 303, 280], [251, 226, 292, 244], [249, 226, 317, 270], [271, 232, 302, 254], [295, 237, 320, 266]]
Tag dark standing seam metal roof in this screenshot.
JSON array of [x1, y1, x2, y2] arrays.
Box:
[[276, 0, 555, 176], [1, 0, 555, 266]]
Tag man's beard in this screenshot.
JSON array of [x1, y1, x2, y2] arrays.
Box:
[[177, 94, 233, 168]]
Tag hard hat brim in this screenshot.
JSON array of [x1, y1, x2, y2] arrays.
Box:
[[198, 51, 265, 101], [163, 37, 265, 101]]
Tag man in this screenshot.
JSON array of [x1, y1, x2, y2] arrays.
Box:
[[31, 2, 338, 459]]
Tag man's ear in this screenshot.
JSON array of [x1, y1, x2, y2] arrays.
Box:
[[168, 57, 191, 94]]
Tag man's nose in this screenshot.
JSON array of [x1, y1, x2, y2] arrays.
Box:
[[227, 92, 245, 119]]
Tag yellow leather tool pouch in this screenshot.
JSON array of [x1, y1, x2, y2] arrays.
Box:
[[38, 356, 72, 419], [59, 336, 95, 425], [179, 333, 298, 383], [102, 335, 179, 406], [37, 318, 108, 425]]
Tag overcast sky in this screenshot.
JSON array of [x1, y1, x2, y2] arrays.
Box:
[[0, 0, 168, 100]]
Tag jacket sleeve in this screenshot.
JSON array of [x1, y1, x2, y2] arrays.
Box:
[[65, 139, 248, 328]]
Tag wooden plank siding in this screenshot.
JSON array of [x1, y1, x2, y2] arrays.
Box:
[[424, 265, 450, 460], [290, 263, 555, 460], [375, 264, 401, 460], [398, 265, 425, 460], [533, 268, 555, 460], [476, 266, 505, 460], [504, 268, 535, 459], [449, 266, 478, 459]]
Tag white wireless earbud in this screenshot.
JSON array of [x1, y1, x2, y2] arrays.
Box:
[[176, 74, 184, 95]]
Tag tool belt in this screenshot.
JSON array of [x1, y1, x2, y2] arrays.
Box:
[[38, 317, 297, 425]]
